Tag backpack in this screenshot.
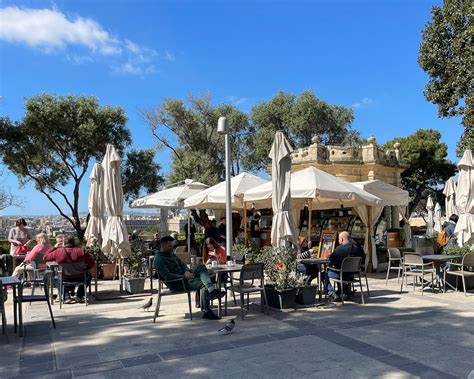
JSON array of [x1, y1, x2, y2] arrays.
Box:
[[436, 228, 450, 247]]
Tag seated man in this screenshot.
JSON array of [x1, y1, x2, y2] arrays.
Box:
[[296, 236, 319, 285], [43, 236, 95, 304], [324, 231, 364, 301], [148, 233, 161, 253], [153, 236, 225, 320]]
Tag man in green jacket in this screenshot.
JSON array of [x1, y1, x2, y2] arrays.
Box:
[[153, 236, 225, 320]]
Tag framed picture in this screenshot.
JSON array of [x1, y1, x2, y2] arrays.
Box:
[[317, 230, 337, 258]]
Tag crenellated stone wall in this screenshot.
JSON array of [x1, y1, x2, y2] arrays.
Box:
[[289, 136, 406, 186]]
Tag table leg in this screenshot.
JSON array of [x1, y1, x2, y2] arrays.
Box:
[[18, 292, 23, 337], [318, 269, 322, 302], [217, 273, 222, 318]]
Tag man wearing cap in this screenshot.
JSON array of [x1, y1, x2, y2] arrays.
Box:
[[153, 236, 225, 320]]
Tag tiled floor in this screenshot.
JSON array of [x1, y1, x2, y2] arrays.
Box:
[[1, 274, 473, 378]]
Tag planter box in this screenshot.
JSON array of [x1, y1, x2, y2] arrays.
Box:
[[124, 277, 146, 294], [102, 263, 115, 280], [296, 286, 317, 305], [445, 272, 474, 291], [265, 286, 296, 309]]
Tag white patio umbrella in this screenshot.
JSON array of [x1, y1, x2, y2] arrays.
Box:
[[101, 144, 131, 258], [184, 172, 268, 209], [269, 131, 297, 247], [454, 149, 474, 246], [443, 177, 457, 218], [84, 163, 106, 246], [131, 179, 209, 254], [425, 195, 434, 235], [434, 202, 442, 233]]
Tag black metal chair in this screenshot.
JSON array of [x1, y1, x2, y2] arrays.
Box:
[[18, 271, 56, 331], [0, 280, 6, 334], [230, 263, 268, 320], [153, 274, 194, 323], [329, 257, 366, 305], [58, 268, 90, 308]]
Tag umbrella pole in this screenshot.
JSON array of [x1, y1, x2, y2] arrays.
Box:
[[188, 211, 191, 262], [307, 199, 312, 242], [244, 202, 248, 245]]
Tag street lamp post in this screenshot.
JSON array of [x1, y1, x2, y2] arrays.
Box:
[[218, 116, 233, 259]]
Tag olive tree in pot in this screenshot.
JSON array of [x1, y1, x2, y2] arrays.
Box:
[[254, 245, 305, 309], [123, 239, 148, 294]]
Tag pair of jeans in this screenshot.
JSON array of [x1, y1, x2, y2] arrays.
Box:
[[297, 263, 319, 284], [324, 270, 354, 297], [182, 264, 214, 311]]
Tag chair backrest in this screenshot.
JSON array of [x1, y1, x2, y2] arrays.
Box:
[[240, 263, 264, 282], [41, 271, 54, 298], [388, 248, 401, 259], [175, 246, 187, 254], [462, 253, 474, 267], [404, 253, 423, 265], [340, 257, 362, 274]]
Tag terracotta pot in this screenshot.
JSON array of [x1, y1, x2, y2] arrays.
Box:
[[101, 263, 115, 280]]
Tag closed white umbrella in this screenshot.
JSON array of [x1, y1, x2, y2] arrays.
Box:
[[84, 163, 106, 246], [101, 144, 131, 258], [434, 202, 442, 233], [454, 149, 474, 246], [443, 177, 457, 218], [425, 195, 434, 235], [269, 131, 297, 247]]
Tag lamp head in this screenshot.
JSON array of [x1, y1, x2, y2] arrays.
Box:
[[218, 116, 228, 134]]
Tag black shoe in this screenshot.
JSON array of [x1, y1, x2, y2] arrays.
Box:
[[64, 297, 76, 304], [208, 289, 226, 301], [202, 310, 220, 320], [74, 296, 85, 303]]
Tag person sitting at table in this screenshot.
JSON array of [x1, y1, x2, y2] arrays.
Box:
[[203, 237, 227, 265], [296, 236, 319, 285], [148, 233, 161, 253], [43, 236, 95, 304], [154, 236, 225, 320], [12, 233, 52, 280], [8, 218, 34, 256], [324, 231, 364, 301]]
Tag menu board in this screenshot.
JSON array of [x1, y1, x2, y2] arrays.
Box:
[[318, 230, 337, 258]]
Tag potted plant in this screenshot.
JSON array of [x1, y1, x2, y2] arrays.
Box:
[[254, 245, 304, 309], [123, 239, 148, 294], [85, 245, 113, 279]]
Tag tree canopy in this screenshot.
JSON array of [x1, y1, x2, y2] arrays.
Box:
[[141, 94, 249, 186], [242, 90, 360, 171], [418, 0, 473, 154], [0, 94, 162, 239], [382, 129, 456, 214]]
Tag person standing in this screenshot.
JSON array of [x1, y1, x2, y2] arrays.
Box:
[[204, 219, 219, 241], [217, 217, 226, 246], [8, 218, 33, 256], [250, 214, 261, 249]]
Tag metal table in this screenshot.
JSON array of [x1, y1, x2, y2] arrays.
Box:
[[299, 258, 329, 302], [209, 264, 243, 317], [422, 255, 463, 291], [1, 276, 22, 336]]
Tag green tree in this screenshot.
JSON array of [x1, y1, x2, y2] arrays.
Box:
[[382, 129, 456, 214], [242, 90, 359, 171], [418, 0, 473, 154], [141, 94, 250, 185], [122, 149, 164, 202], [0, 94, 161, 240]]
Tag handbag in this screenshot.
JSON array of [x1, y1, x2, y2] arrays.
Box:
[[15, 245, 29, 255]]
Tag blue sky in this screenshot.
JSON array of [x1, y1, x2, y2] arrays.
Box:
[[0, 0, 463, 216]]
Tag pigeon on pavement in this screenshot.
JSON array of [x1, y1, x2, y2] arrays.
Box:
[[139, 297, 153, 311], [218, 319, 235, 335]]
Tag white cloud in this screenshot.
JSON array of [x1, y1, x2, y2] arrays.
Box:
[[0, 6, 173, 76], [226, 96, 249, 106], [352, 97, 375, 109]]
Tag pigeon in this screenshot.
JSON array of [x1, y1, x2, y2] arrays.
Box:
[[139, 297, 153, 311], [218, 319, 235, 335]]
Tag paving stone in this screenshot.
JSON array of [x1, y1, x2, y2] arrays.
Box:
[[377, 354, 418, 368], [268, 330, 304, 340], [73, 361, 123, 377], [355, 345, 393, 358], [229, 335, 276, 348], [120, 353, 162, 368], [160, 342, 234, 360], [14, 369, 72, 379], [401, 362, 456, 379], [56, 353, 102, 369], [20, 361, 56, 376]]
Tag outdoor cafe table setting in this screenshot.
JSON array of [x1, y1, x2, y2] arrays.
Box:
[[421, 254, 463, 291], [0, 275, 23, 336], [208, 262, 243, 317]]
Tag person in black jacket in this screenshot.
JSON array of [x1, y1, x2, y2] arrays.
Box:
[[324, 231, 364, 301]]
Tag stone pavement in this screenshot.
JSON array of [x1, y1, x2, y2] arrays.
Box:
[[1, 273, 473, 379]]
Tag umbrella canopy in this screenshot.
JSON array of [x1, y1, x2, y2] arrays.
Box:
[[269, 132, 297, 247], [101, 144, 131, 257], [84, 163, 106, 246], [184, 172, 268, 209], [434, 202, 442, 233], [352, 180, 409, 207], [243, 166, 383, 209], [454, 149, 474, 246], [130, 179, 209, 208], [425, 195, 434, 235], [443, 177, 457, 218]]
